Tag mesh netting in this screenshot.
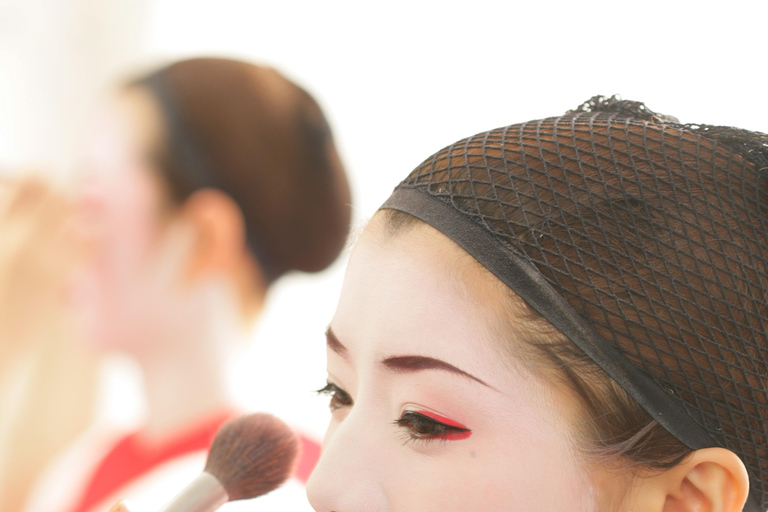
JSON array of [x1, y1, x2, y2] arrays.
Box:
[[384, 96, 768, 510]]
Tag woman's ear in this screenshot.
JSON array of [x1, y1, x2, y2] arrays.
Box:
[[626, 447, 749, 512], [180, 188, 247, 280]]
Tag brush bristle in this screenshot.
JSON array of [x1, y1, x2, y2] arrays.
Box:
[[204, 413, 300, 501]]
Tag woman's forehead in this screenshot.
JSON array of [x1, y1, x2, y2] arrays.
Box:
[[331, 218, 525, 386]]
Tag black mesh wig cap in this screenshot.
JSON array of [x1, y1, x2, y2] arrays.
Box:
[[381, 96, 768, 511]]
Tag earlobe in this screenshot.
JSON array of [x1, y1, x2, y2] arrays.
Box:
[[630, 447, 750, 512]]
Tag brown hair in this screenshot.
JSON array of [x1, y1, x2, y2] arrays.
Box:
[[133, 58, 351, 284]]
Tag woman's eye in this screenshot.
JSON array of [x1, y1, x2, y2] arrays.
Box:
[[316, 382, 353, 411], [395, 410, 472, 443]]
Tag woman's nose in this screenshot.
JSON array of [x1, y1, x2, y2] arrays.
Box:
[[306, 411, 389, 512]]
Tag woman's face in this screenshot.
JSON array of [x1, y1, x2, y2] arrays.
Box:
[[72, 88, 193, 356], [307, 215, 612, 512]]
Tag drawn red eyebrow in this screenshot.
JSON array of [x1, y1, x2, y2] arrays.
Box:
[[325, 326, 491, 388]]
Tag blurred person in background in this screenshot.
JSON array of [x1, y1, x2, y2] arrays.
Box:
[[0, 178, 99, 512], [24, 57, 351, 512]]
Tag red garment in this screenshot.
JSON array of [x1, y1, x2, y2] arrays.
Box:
[[68, 411, 320, 512]]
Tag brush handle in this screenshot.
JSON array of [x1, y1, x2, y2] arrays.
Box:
[[158, 472, 228, 512]]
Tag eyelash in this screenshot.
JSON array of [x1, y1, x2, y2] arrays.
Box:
[[316, 382, 471, 444], [316, 382, 353, 411]]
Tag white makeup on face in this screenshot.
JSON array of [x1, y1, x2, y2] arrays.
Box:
[[306, 216, 599, 512]]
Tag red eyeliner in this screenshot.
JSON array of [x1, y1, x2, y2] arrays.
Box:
[[415, 410, 472, 440]]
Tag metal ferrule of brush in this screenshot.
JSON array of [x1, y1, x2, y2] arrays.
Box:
[[158, 472, 229, 512]]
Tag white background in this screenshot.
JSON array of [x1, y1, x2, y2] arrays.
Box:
[[0, 0, 766, 440]]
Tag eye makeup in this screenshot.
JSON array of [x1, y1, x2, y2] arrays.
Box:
[[414, 410, 470, 432], [396, 409, 472, 442]]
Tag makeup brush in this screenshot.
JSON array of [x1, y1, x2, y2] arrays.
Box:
[[158, 413, 299, 512]]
